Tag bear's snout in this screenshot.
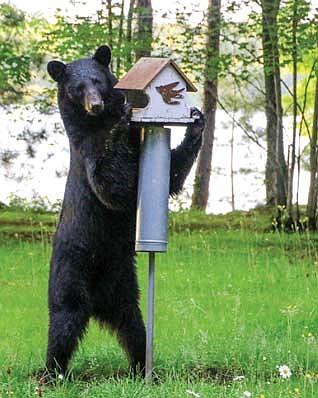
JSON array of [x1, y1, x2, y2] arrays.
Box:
[[84, 90, 105, 116], [90, 102, 104, 115]]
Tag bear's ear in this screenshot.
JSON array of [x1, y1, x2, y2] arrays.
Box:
[[93, 45, 111, 67], [47, 61, 66, 83]]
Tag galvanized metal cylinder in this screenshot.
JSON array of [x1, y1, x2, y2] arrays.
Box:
[[135, 127, 171, 252]]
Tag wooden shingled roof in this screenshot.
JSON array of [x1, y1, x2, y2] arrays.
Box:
[[114, 57, 197, 92]]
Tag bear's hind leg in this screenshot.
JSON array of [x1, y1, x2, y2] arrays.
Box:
[[100, 302, 146, 377], [115, 305, 146, 376], [46, 309, 89, 377]]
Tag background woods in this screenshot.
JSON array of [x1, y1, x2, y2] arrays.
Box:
[[0, 0, 318, 229]]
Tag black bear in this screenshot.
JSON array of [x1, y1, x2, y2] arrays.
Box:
[[45, 45, 204, 377]]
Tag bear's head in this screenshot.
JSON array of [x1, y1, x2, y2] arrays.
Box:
[[47, 45, 120, 117]]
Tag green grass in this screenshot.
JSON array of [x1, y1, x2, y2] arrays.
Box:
[[1, 228, 318, 397]]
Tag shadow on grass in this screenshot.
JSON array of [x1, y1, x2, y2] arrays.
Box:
[[44, 363, 242, 385], [185, 365, 239, 383]]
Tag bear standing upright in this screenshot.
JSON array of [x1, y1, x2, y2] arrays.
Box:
[[46, 45, 204, 377]]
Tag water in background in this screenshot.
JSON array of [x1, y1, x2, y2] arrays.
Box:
[[0, 108, 309, 214]]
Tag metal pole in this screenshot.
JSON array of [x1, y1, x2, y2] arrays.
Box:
[[145, 251, 155, 382], [135, 126, 171, 382]]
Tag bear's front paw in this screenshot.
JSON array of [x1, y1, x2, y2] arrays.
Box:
[[120, 102, 133, 125], [188, 107, 205, 140]]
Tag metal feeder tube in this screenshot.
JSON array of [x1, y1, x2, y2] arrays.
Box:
[[135, 127, 171, 253]]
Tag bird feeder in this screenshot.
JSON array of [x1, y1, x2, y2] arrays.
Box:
[[115, 57, 197, 125], [114, 58, 197, 381]]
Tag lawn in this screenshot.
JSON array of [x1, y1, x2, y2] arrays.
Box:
[[0, 224, 318, 397]]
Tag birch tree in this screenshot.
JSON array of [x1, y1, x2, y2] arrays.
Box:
[[192, 0, 221, 210]]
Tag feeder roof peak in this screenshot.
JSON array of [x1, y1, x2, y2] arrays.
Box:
[[114, 57, 197, 92]]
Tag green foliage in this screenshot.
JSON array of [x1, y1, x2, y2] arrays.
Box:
[[6, 193, 61, 214], [0, 4, 48, 105], [279, 0, 318, 131], [282, 55, 318, 134], [279, 0, 315, 64], [167, 8, 205, 83], [0, 1, 151, 108], [41, 3, 151, 77], [42, 13, 109, 62]]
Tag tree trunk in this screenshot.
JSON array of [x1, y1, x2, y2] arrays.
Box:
[[126, 0, 136, 67], [135, 0, 153, 59], [307, 73, 318, 231], [191, 0, 221, 211], [261, 0, 287, 207], [230, 111, 235, 212], [116, 0, 125, 74], [286, 0, 298, 226], [106, 0, 113, 50]]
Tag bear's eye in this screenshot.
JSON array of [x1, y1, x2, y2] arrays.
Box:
[[92, 78, 102, 85], [76, 83, 85, 93]]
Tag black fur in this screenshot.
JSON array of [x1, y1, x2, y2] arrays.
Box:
[[45, 45, 204, 377]]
